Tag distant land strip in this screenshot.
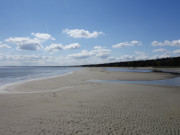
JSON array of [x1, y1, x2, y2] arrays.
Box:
[[82, 57, 180, 67]]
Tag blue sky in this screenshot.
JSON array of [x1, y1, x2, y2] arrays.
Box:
[[0, 0, 180, 66]]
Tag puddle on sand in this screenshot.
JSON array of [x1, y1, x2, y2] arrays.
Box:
[[106, 68, 153, 73], [89, 77, 180, 87]]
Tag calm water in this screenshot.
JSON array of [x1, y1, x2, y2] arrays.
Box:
[[0, 66, 80, 86], [90, 77, 180, 86], [106, 67, 180, 74], [89, 67, 180, 86], [106, 68, 153, 73]]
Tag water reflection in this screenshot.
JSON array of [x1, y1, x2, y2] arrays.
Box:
[[90, 77, 180, 86], [106, 68, 153, 73], [106, 68, 180, 75]]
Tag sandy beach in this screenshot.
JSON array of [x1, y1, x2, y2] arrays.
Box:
[[0, 68, 180, 135]]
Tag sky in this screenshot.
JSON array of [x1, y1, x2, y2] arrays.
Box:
[[0, 0, 180, 66]]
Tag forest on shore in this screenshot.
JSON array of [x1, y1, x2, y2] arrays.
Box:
[[82, 57, 180, 67]]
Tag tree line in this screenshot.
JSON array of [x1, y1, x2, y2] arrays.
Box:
[[82, 57, 180, 67]]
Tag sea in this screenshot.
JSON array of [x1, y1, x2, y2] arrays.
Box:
[[0, 66, 81, 87]]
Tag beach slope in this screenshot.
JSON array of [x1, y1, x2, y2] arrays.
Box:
[[0, 68, 180, 135]]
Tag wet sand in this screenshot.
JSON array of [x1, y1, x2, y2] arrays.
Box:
[[0, 68, 180, 135]]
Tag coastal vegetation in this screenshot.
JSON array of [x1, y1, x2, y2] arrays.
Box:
[[82, 57, 180, 67]]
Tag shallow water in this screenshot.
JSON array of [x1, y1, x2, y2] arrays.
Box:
[[106, 68, 153, 73], [0, 66, 80, 86], [106, 67, 180, 75], [90, 77, 180, 86]]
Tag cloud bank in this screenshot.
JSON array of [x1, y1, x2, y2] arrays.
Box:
[[1, 29, 180, 66], [152, 39, 180, 47], [173, 49, 180, 56]]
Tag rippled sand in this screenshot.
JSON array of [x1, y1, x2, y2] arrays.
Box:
[[0, 68, 180, 135]]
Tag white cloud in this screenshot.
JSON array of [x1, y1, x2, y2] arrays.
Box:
[[152, 39, 180, 47], [67, 46, 149, 64], [68, 50, 90, 59], [63, 29, 103, 38], [5, 33, 54, 51], [151, 48, 171, 59], [63, 43, 81, 50], [115, 51, 149, 62], [67, 46, 113, 65], [5, 37, 42, 50], [0, 54, 69, 66], [112, 40, 142, 48], [107, 57, 118, 62], [152, 48, 170, 55], [0, 44, 11, 49], [153, 48, 166, 53], [151, 54, 170, 59], [118, 55, 135, 61], [135, 51, 145, 55], [68, 46, 111, 59], [0, 41, 11, 49], [173, 49, 180, 56], [93, 46, 102, 49], [112, 42, 133, 48], [117, 53, 149, 62], [45, 43, 80, 53], [90, 46, 111, 59], [131, 41, 142, 45], [0, 54, 43, 61], [134, 51, 148, 60], [31, 33, 55, 41], [44, 43, 64, 53]]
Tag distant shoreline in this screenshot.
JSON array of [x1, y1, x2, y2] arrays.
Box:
[[82, 56, 180, 67]]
